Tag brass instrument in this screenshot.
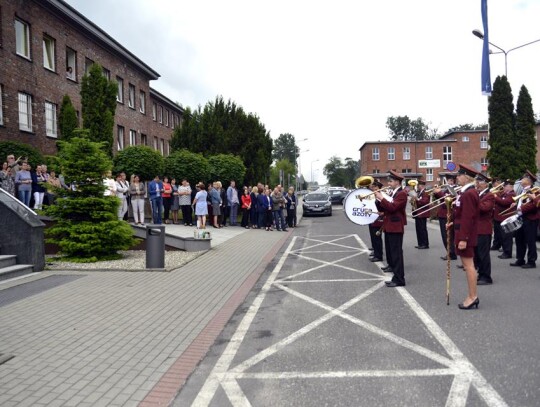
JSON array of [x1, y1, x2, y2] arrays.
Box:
[[355, 175, 374, 188], [412, 186, 462, 217], [489, 184, 504, 194], [512, 186, 540, 202], [407, 180, 418, 188], [355, 186, 392, 200]]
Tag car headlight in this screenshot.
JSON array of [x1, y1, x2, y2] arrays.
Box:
[[325, 202, 331, 207]]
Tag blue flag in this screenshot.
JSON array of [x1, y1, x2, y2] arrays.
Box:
[[481, 0, 492, 95]]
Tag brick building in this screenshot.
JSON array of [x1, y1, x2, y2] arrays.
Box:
[[0, 0, 183, 157], [359, 125, 540, 183]]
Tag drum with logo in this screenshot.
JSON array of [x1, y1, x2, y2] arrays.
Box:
[[343, 188, 380, 225]]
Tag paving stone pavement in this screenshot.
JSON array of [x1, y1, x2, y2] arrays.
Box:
[[0, 224, 295, 407]]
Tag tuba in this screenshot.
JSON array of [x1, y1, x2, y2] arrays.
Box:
[[355, 175, 374, 188]]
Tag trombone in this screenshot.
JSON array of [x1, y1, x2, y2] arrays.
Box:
[[412, 185, 462, 217]]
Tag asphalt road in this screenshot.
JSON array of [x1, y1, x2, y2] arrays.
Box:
[[175, 207, 540, 407]]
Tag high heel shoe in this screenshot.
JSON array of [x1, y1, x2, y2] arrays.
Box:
[[458, 298, 479, 310]]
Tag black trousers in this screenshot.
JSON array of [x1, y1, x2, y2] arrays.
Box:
[[474, 234, 492, 282], [439, 217, 456, 257], [369, 225, 383, 260], [501, 227, 514, 256], [492, 220, 503, 249], [515, 218, 538, 265], [181, 204, 192, 225], [384, 232, 405, 285], [415, 217, 429, 247]]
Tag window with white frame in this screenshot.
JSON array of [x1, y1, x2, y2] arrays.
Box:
[[426, 168, 434, 182], [402, 169, 412, 174], [43, 35, 55, 71], [141, 134, 147, 146], [66, 47, 77, 80], [116, 77, 124, 103], [117, 125, 124, 151], [129, 129, 136, 146], [85, 57, 93, 74], [139, 90, 146, 114], [0, 85, 3, 126], [164, 109, 169, 127], [167, 141, 170, 156], [403, 146, 411, 160], [102, 67, 110, 80], [387, 147, 395, 160], [372, 147, 380, 161], [481, 157, 488, 167], [160, 139, 164, 155], [128, 84, 135, 109], [45, 102, 57, 137], [158, 106, 163, 123], [15, 19, 30, 59], [18, 92, 32, 131], [462, 136, 469, 142], [443, 146, 452, 167], [372, 169, 380, 174], [480, 134, 488, 149], [153, 136, 158, 150], [425, 146, 433, 159], [170, 112, 174, 128], [152, 102, 157, 121]]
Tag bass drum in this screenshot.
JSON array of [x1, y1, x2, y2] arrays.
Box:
[[343, 188, 380, 225]]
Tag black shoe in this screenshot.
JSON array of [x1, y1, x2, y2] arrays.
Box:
[[477, 279, 492, 285], [510, 261, 525, 267], [498, 254, 511, 259], [381, 265, 392, 272], [522, 263, 536, 269], [370, 257, 382, 262], [458, 298, 479, 310], [441, 255, 458, 261], [457, 264, 464, 269], [385, 281, 405, 287], [490, 246, 500, 251], [417, 246, 429, 249]]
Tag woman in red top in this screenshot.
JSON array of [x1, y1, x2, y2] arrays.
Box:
[[241, 188, 252, 229], [162, 176, 173, 224]]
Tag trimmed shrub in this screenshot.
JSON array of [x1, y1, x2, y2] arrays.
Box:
[[113, 145, 164, 181]]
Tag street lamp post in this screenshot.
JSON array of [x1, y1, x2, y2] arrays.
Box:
[[472, 29, 540, 77], [311, 159, 319, 187]]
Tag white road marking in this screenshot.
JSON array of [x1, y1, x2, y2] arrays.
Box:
[[230, 368, 455, 379], [0, 272, 43, 285]]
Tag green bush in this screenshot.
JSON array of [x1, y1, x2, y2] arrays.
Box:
[[164, 149, 210, 184], [0, 140, 44, 167], [208, 154, 246, 187], [113, 145, 164, 181]]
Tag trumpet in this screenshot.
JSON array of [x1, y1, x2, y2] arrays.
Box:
[[512, 186, 540, 202], [355, 186, 392, 200], [489, 184, 504, 194]]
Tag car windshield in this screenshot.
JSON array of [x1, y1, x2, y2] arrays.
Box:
[[329, 190, 344, 195], [305, 194, 328, 201]]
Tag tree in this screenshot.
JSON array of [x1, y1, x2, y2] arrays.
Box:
[[58, 95, 79, 142], [386, 116, 437, 141], [113, 145, 164, 182], [487, 76, 518, 179], [45, 134, 136, 262], [208, 154, 246, 187], [343, 157, 360, 188], [272, 133, 297, 163], [81, 63, 118, 156], [0, 140, 44, 167], [515, 85, 537, 175], [445, 123, 488, 133], [163, 149, 210, 185], [269, 159, 296, 188]]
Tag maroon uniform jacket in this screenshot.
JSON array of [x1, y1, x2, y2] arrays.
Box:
[[519, 193, 540, 221], [477, 189, 495, 235], [414, 189, 431, 219], [454, 185, 479, 246], [494, 190, 515, 222], [435, 190, 453, 218], [378, 188, 407, 233]]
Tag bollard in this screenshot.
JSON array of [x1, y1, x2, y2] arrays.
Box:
[[146, 225, 165, 268]]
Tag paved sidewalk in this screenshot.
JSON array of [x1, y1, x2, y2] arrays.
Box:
[[0, 223, 296, 406]]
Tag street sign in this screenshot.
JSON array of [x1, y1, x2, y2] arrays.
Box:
[[446, 162, 457, 171], [418, 159, 441, 168]]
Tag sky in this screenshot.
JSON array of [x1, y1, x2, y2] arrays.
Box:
[[67, 0, 540, 184]]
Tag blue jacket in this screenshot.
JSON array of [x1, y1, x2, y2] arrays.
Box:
[[257, 193, 272, 212], [148, 180, 163, 200]]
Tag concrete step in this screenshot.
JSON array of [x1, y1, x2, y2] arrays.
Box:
[[0, 264, 34, 282], [0, 255, 17, 269]]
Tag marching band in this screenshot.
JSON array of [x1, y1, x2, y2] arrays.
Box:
[[346, 165, 540, 309]]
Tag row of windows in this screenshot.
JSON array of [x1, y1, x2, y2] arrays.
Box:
[[13, 16, 180, 129], [117, 125, 170, 156], [16, 91, 58, 137]]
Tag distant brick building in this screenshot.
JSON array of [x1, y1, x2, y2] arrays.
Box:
[[0, 0, 183, 157], [359, 125, 540, 183]]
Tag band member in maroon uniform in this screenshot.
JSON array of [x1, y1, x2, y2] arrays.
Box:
[[474, 173, 495, 285], [375, 170, 408, 287], [451, 164, 480, 309], [493, 179, 515, 259], [368, 180, 384, 262], [412, 179, 430, 249], [511, 170, 539, 269], [433, 174, 457, 261]]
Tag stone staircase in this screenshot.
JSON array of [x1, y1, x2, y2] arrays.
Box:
[[0, 255, 34, 282]]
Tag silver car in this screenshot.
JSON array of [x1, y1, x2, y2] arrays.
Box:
[[302, 192, 332, 216]]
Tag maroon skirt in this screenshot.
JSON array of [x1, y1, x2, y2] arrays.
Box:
[[455, 243, 475, 258]]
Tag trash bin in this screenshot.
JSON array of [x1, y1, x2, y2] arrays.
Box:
[[146, 225, 165, 268]]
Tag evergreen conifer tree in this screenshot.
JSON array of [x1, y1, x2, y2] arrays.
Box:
[[58, 95, 79, 142], [515, 85, 537, 175]]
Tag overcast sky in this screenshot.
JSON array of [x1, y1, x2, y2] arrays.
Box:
[[67, 0, 540, 184]]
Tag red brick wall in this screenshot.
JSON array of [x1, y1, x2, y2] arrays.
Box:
[[0, 0, 181, 158]]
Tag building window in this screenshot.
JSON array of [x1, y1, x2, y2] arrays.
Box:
[[43, 35, 56, 71], [403, 147, 411, 160], [164, 109, 169, 127], [167, 141, 170, 156], [480, 134, 488, 149], [170, 112, 174, 128], [117, 126, 124, 151], [128, 84, 135, 109], [0, 85, 3, 126], [425, 146, 433, 160], [18, 92, 32, 131], [102, 67, 110, 80], [84, 57, 94, 74], [372, 147, 380, 161], [129, 130, 136, 146], [426, 168, 434, 182], [152, 102, 157, 121], [139, 91, 146, 114], [443, 146, 452, 168], [175, 114, 180, 128], [15, 19, 31, 59], [387, 147, 395, 160], [160, 139, 164, 155], [372, 169, 380, 174], [158, 106, 163, 124], [66, 47, 77, 80], [141, 134, 147, 146], [116, 77, 124, 103], [402, 169, 412, 174], [45, 102, 57, 137], [481, 157, 488, 169], [153, 136, 158, 150], [462, 136, 469, 142]]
